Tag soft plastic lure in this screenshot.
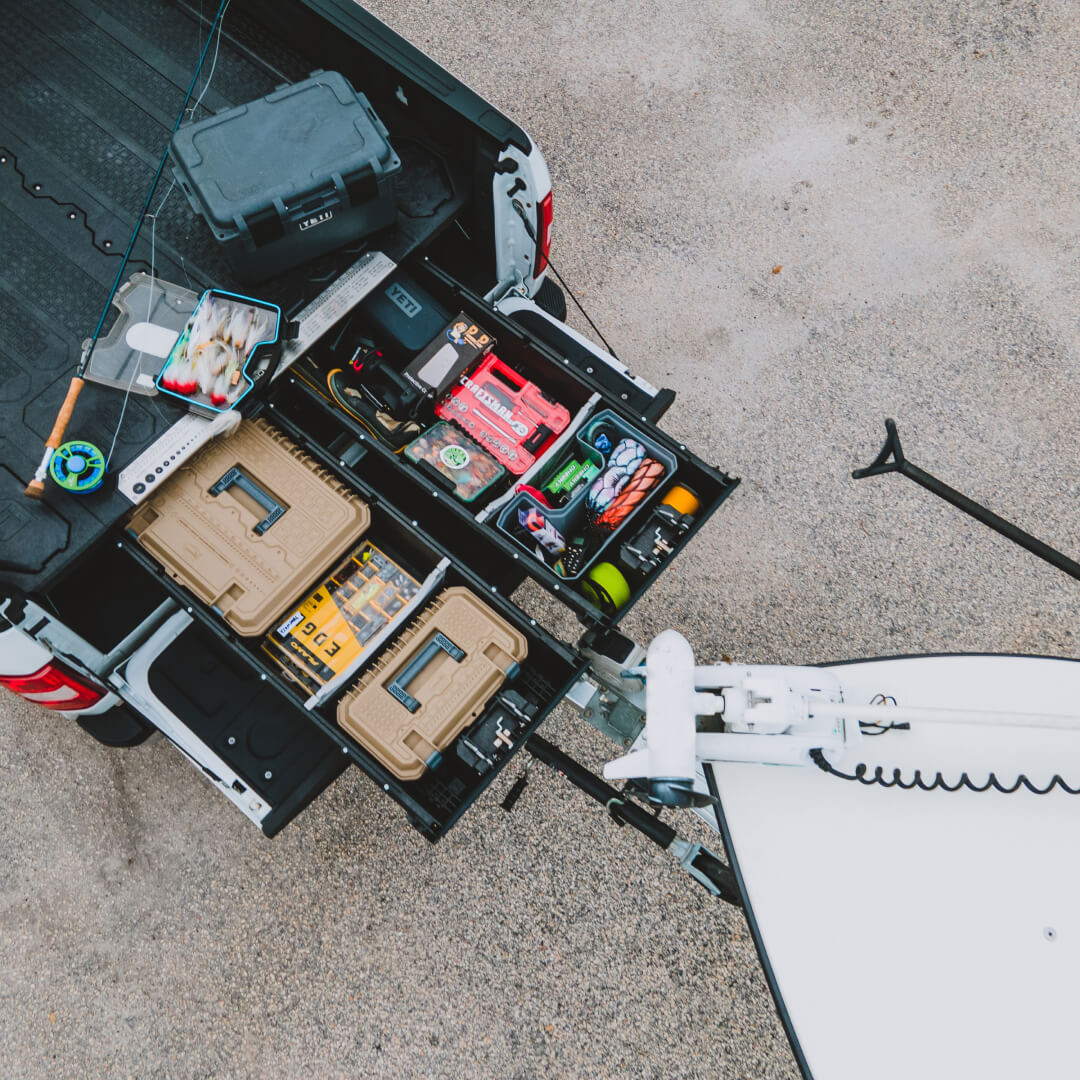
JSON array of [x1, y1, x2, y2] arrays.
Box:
[[585, 437, 647, 521], [594, 458, 664, 530]]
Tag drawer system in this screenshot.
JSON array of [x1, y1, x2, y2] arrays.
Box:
[[70, 252, 737, 840]]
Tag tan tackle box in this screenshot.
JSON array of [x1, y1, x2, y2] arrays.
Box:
[[337, 587, 528, 780], [127, 418, 370, 635]]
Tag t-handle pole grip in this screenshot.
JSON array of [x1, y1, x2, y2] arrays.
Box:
[[852, 417, 906, 480]]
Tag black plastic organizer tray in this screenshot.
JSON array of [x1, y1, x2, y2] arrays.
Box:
[[279, 258, 739, 627]]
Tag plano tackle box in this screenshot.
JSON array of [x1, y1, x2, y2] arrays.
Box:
[[127, 418, 370, 635], [337, 587, 528, 780], [169, 71, 402, 281]]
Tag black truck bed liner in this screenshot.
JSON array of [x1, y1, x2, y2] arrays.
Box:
[[1, 0, 473, 594]]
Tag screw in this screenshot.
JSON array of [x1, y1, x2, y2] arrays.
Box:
[[103, 240, 112, 248], [227, 736, 236, 746], [1044, 927, 1058, 942], [383, 783, 390, 791], [586, 367, 594, 374], [68, 212, 77, 220], [33, 183, 41, 191], [342, 746, 349, 754], [264, 770, 273, 780]]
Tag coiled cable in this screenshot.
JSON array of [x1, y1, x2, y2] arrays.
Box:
[[809, 747, 1080, 795]]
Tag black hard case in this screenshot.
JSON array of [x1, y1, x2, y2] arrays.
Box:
[[169, 71, 402, 281]]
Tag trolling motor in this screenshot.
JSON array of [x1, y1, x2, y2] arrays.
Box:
[[601, 631, 856, 804]]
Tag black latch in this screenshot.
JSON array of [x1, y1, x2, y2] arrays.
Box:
[[243, 205, 284, 248], [344, 163, 378, 206]]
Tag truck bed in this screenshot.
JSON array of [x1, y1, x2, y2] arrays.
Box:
[[0, 0, 480, 593]]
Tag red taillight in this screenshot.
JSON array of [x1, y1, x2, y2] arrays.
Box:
[[534, 190, 553, 278], [0, 660, 106, 711]]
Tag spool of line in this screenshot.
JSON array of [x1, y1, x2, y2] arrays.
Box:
[[48, 440, 106, 493], [581, 561, 631, 614], [661, 484, 700, 516]]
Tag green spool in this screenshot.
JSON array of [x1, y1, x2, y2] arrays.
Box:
[[581, 561, 631, 614], [49, 440, 106, 493]]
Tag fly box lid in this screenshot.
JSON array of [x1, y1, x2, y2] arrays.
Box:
[[337, 587, 528, 780], [127, 418, 370, 635], [169, 71, 402, 279]]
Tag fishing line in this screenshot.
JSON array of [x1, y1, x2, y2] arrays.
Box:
[[105, 187, 170, 468], [509, 198, 620, 360], [80, 0, 230, 373], [101, 0, 229, 471], [190, 0, 232, 119]]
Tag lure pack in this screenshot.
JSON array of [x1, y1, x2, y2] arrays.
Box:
[[403, 313, 496, 400]]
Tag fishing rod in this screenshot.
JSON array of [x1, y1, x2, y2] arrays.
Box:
[[25, 0, 230, 499], [852, 417, 1080, 583]]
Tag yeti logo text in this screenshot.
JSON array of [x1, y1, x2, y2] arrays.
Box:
[[386, 283, 422, 318], [299, 210, 333, 231]]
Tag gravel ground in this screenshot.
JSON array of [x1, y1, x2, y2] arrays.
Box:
[[3, 1, 1080, 1077]]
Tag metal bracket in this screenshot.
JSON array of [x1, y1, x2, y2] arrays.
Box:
[[566, 633, 649, 748]]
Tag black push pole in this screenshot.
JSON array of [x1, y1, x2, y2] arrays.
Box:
[[524, 734, 742, 905], [526, 734, 678, 848], [853, 419, 1080, 584]]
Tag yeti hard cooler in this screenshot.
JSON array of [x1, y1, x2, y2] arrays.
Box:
[[169, 70, 402, 280]]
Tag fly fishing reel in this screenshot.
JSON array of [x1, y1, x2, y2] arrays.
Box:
[[48, 440, 106, 493]]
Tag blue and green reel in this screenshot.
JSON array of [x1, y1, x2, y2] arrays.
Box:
[[49, 440, 106, 494]]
